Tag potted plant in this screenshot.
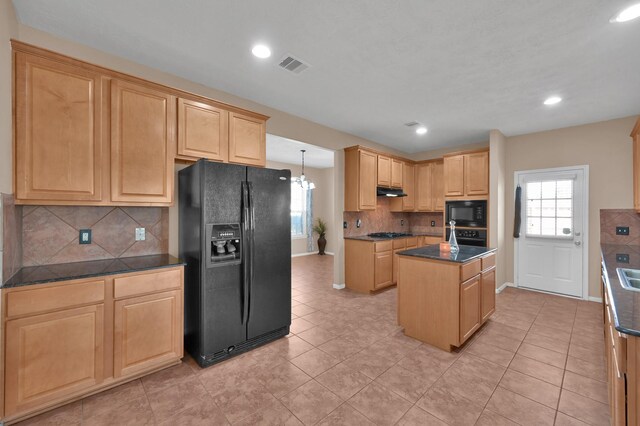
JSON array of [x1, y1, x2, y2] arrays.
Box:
[[312, 218, 327, 255]]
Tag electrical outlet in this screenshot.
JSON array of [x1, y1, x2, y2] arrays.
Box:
[[79, 229, 91, 244], [356, 219, 362, 228], [431, 221, 436, 227], [616, 226, 630, 236], [343, 221, 347, 229], [135, 227, 146, 241], [617, 253, 630, 263], [400, 219, 404, 226]]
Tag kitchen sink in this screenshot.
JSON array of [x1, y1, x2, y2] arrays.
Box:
[[617, 268, 640, 291]]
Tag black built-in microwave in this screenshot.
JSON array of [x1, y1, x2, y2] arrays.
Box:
[[445, 200, 487, 228]]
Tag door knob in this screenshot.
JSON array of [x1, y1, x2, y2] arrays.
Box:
[[575, 241, 582, 246]]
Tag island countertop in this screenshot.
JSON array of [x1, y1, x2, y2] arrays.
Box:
[[398, 244, 496, 263]]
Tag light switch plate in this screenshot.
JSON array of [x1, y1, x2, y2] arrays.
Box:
[[431, 221, 436, 227], [135, 227, 146, 241], [616, 226, 630, 236], [79, 229, 91, 244]]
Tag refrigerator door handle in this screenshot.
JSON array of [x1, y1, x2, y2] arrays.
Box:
[[241, 182, 250, 325], [246, 181, 255, 324]]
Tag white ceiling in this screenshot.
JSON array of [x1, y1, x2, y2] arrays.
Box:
[[12, 1, 640, 153], [266, 134, 334, 169]]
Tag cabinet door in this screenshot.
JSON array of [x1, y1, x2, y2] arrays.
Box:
[[374, 251, 393, 289], [464, 152, 489, 196], [481, 268, 496, 323], [402, 163, 415, 211], [444, 155, 465, 197], [228, 112, 266, 167], [391, 159, 403, 188], [359, 150, 377, 210], [14, 52, 105, 202], [634, 136, 640, 212], [416, 163, 433, 211], [114, 290, 183, 378], [5, 305, 104, 416], [459, 275, 481, 344], [377, 155, 391, 187], [111, 80, 176, 204], [177, 98, 229, 162], [432, 160, 445, 211]]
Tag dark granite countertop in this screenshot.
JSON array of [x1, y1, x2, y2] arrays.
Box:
[[398, 245, 496, 263], [2, 254, 185, 289], [601, 244, 640, 337], [344, 232, 443, 242]]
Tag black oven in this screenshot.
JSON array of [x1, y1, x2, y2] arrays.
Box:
[[446, 228, 487, 247], [445, 200, 487, 228]]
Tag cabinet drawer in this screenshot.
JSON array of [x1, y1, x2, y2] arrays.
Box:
[[460, 259, 481, 282], [405, 237, 418, 248], [114, 268, 182, 299], [481, 253, 495, 271], [393, 239, 407, 249], [7, 279, 105, 318], [375, 241, 393, 252]]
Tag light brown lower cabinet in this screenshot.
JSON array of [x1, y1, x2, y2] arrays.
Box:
[[346, 238, 420, 293], [1, 266, 184, 424], [398, 252, 496, 351]]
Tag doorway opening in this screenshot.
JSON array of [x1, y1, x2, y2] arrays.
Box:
[[514, 166, 589, 299]]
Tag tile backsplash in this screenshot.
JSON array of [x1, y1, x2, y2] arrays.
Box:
[[2, 194, 23, 282], [343, 197, 443, 237], [600, 209, 640, 245], [21, 206, 168, 267]]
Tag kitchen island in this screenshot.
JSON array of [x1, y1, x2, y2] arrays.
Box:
[[397, 245, 496, 351]]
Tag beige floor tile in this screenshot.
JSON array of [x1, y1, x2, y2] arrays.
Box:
[[508, 354, 565, 386], [524, 332, 570, 354], [558, 389, 610, 426], [348, 382, 413, 425], [499, 369, 561, 408], [140, 361, 195, 395], [146, 376, 211, 420], [474, 329, 522, 352], [233, 399, 302, 426], [157, 399, 229, 425], [435, 354, 505, 406], [296, 326, 336, 346], [290, 317, 315, 334], [562, 371, 609, 405], [280, 380, 342, 425], [316, 363, 372, 400], [417, 382, 484, 425], [254, 360, 312, 398], [396, 405, 448, 426], [554, 412, 591, 425], [565, 355, 607, 383], [316, 403, 376, 426], [290, 348, 340, 377], [486, 386, 556, 425], [375, 364, 433, 402], [82, 380, 146, 419], [517, 342, 567, 368], [341, 348, 397, 379], [475, 409, 519, 426], [465, 340, 516, 366], [18, 400, 82, 426]]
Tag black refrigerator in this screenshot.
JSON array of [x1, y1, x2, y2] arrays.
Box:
[[179, 159, 291, 367]]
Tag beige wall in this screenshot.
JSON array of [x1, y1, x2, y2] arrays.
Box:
[[489, 130, 507, 288], [505, 116, 638, 299], [266, 160, 335, 256], [414, 141, 489, 161]]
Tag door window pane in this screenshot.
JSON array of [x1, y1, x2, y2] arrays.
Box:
[[525, 179, 574, 237]]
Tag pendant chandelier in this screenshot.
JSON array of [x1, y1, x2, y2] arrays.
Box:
[[292, 149, 315, 190]]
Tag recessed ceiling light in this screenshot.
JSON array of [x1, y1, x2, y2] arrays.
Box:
[[543, 96, 562, 106], [610, 3, 640, 23], [416, 126, 428, 135], [251, 44, 271, 59]]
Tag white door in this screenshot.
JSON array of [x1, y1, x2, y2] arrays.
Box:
[[516, 167, 587, 298]]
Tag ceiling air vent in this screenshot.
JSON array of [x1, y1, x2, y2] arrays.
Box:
[[278, 55, 309, 74], [404, 121, 420, 127]]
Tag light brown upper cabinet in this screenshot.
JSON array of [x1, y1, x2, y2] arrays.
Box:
[[391, 159, 403, 188], [390, 162, 415, 212], [632, 118, 640, 212], [111, 80, 176, 204], [345, 147, 377, 211], [432, 160, 445, 211], [415, 160, 444, 212], [377, 155, 391, 187], [14, 52, 106, 203], [177, 98, 229, 162], [228, 112, 266, 167], [444, 151, 489, 198], [443, 155, 465, 197]]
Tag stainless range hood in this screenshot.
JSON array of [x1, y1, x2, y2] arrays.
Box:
[[377, 187, 407, 197]]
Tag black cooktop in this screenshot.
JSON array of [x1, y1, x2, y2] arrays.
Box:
[[367, 232, 414, 239]]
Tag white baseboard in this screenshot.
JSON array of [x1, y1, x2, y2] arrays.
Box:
[[292, 251, 335, 258], [588, 296, 603, 303], [496, 282, 513, 294], [333, 283, 345, 290]]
